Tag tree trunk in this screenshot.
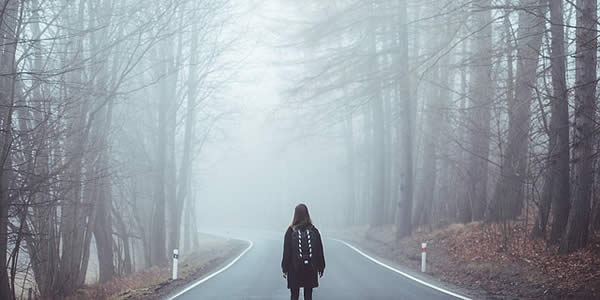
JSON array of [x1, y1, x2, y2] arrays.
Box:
[[166, 5, 185, 257], [367, 1, 386, 227], [183, 194, 193, 252], [91, 0, 116, 282], [0, 0, 20, 297], [173, 11, 199, 253], [414, 61, 441, 228], [547, 0, 570, 244], [457, 38, 472, 223], [0, 148, 12, 300], [151, 45, 168, 266], [395, 0, 413, 239], [57, 0, 99, 294], [344, 105, 356, 225], [532, 0, 570, 241], [466, 0, 493, 221], [593, 195, 600, 232], [560, 0, 597, 253], [362, 96, 373, 224], [112, 205, 132, 275], [94, 180, 114, 282], [93, 102, 115, 283], [489, 0, 547, 221], [25, 0, 60, 295], [382, 10, 395, 225]]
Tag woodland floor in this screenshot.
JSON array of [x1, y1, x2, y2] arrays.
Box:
[[336, 222, 600, 300], [67, 233, 248, 300]]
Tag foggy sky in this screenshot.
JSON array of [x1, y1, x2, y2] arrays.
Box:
[[196, 1, 347, 230]]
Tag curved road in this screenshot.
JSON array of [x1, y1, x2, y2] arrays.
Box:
[[170, 230, 470, 300]]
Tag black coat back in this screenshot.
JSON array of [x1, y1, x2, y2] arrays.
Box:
[[281, 224, 325, 289]]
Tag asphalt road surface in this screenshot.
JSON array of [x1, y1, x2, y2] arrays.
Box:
[[170, 230, 470, 300]]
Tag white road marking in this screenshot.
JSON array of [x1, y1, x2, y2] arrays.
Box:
[[334, 239, 472, 300], [167, 240, 254, 300]]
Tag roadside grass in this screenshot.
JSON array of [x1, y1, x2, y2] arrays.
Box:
[[66, 234, 247, 300]]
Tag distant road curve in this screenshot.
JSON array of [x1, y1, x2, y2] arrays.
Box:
[[167, 229, 472, 300]]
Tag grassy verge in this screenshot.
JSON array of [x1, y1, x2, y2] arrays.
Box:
[[68, 234, 248, 300]]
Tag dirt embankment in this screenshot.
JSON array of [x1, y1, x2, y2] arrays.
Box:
[[68, 234, 248, 300], [336, 223, 600, 299]]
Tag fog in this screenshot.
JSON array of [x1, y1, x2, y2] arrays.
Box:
[[1, 0, 599, 298], [197, 1, 349, 230]]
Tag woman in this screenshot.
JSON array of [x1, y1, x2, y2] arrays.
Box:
[[281, 204, 325, 300]]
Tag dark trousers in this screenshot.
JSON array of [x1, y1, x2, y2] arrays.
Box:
[[290, 287, 312, 300]]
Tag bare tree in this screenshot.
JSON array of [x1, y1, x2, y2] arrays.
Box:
[[488, 0, 547, 221], [532, 0, 569, 242], [560, 0, 597, 253], [395, 0, 413, 239]]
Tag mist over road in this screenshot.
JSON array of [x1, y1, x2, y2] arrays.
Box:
[[170, 230, 468, 300]]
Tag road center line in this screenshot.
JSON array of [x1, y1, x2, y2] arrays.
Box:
[[167, 239, 254, 300], [334, 239, 472, 300]]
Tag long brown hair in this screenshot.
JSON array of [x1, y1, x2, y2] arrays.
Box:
[[290, 203, 312, 229]]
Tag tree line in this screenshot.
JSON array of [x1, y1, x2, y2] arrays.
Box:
[[286, 0, 599, 255], [0, 0, 234, 298]]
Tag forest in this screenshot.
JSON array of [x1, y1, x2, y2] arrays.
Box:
[[286, 0, 598, 254], [0, 0, 599, 299]]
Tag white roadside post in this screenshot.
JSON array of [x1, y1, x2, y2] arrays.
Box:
[[421, 243, 427, 273], [172, 249, 179, 280]]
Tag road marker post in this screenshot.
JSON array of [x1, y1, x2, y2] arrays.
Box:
[[421, 243, 427, 273], [172, 249, 179, 280], [167, 240, 254, 300], [336, 239, 471, 299]]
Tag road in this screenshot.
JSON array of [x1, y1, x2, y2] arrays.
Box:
[[169, 230, 470, 300]]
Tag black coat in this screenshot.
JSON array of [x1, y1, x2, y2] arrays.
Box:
[[281, 224, 325, 289]]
